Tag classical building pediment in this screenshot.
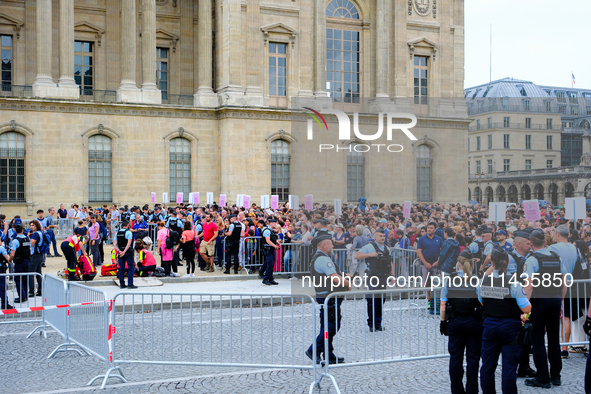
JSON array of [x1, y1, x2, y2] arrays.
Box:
[[0, 13, 24, 39], [74, 21, 105, 45], [156, 28, 179, 52], [260, 22, 297, 45], [407, 37, 438, 60]]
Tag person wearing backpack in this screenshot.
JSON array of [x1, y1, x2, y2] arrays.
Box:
[[157, 221, 176, 277], [27, 220, 44, 297], [165, 208, 183, 273]]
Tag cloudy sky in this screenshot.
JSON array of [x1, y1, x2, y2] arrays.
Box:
[[465, 0, 591, 89]]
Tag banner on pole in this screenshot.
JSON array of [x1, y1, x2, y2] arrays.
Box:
[[271, 195, 279, 210], [176, 193, 183, 204], [523, 200, 541, 222], [207, 192, 214, 205], [305, 195, 313, 210], [162, 192, 168, 204], [261, 195, 270, 209], [403, 201, 412, 219], [151, 192, 156, 204], [565, 197, 586, 220], [289, 195, 299, 210], [334, 199, 342, 216], [488, 202, 507, 223], [219, 194, 226, 207], [243, 195, 251, 208]]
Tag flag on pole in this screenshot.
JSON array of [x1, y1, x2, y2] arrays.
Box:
[[572, 72, 576, 85]]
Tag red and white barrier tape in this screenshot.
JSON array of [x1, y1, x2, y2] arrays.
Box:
[[108, 299, 114, 364], [0, 299, 108, 315]]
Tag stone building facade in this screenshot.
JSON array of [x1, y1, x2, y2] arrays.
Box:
[[0, 0, 468, 218], [465, 78, 591, 206]]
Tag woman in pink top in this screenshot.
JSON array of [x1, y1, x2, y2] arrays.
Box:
[[181, 221, 197, 277], [157, 221, 174, 276]]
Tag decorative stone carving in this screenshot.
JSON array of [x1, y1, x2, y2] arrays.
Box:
[[178, 127, 184, 137], [9, 120, 16, 131], [580, 152, 591, 166], [97, 124, 104, 134], [413, 0, 432, 16]]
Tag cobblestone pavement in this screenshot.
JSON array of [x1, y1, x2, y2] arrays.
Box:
[[4, 312, 589, 394]]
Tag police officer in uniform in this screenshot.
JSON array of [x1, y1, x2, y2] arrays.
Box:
[[10, 225, 30, 303], [261, 219, 279, 285], [224, 215, 243, 274], [150, 207, 163, 224], [113, 221, 137, 290], [0, 242, 13, 309], [306, 233, 351, 364], [354, 228, 393, 331], [480, 247, 531, 394], [468, 227, 485, 268], [523, 229, 567, 388], [509, 229, 536, 378], [476, 227, 494, 276], [440, 249, 482, 394]]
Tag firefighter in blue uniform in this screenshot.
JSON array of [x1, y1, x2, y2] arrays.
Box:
[[261, 219, 279, 285], [306, 233, 351, 364], [479, 247, 531, 394], [523, 229, 567, 388], [440, 249, 482, 394]]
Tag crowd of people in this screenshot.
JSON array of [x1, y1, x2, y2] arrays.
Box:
[[1, 199, 591, 392]]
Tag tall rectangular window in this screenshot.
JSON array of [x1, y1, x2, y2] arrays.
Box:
[[0, 132, 25, 202], [525, 135, 531, 150], [74, 41, 93, 96], [488, 134, 492, 149], [476, 160, 481, 174], [88, 135, 112, 202], [524, 100, 530, 111], [559, 105, 566, 114], [504, 134, 510, 149], [557, 91, 565, 103], [271, 140, 290, 201], [169, 138, 191, 202], [348, 144, 365, 201], [487, 117, 492, 128], [547, 119, 553, 129], [476, 119, 481, 130], [525, 118, 531, 129], [546, 101, 552, 112], [416, 145, 431, 201], [413, 56, 428, 105], [525, 159, 532, 170], [503, 159, 510, 171], [587, 106, 591, 115], [571, 106, 579, 116], [547, 135, 552, 150], [546, 160, 553, 168], [269, 43, 287, 107], [157, 47, 168, 102], [1, 35, 11, 90], [568, 92, 577, 104], [504, 117, 510, 128], [487, 159, 493, 174], [476, 136, 480, 151], [327, 28, 360, 103], [467, 137, 470, 152], [468, 161, 470, 175]]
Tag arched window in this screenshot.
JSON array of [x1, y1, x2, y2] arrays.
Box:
[[88, 135, 112, 202], [416, 145, 431, 202], [0, 132, 25, 202], [326, 0, 359, 19], [170, 138, 191, 202], [347, 143, 364, 201], [326, 0, 360, 103], [271, 140, 290, 201]]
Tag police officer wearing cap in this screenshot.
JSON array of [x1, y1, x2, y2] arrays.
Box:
[[509, 228, 536, 378], [306, 233, 351, 364], [480, 246, 531, 394], [440, 249, 482, 394], [354, 228, 393, 332], [261, 219, 279, 285], [475, 227, 494, 276], [523, 228, 568, 388], [224, 214, 243, 274], [149, 206, 163, 224]]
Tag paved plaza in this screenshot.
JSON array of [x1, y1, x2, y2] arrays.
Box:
[[2, 279, 588, 394]]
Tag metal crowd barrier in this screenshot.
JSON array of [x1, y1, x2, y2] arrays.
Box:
[[0, 272, 44, 335], [315, 286, 447, 393], [42, 274, 68, 340], [560, 279, 591, 347], [90, 292, 319, 389], [56, 218, 74, 239]]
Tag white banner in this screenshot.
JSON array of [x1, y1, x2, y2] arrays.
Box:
[[334, 199, 342, 216], [207, 192, 214, 205], [261, 195, 270, 209], [488, 202, 507, 223], [565, 197, 586, 220]]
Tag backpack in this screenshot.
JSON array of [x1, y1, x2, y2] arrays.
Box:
[[39, 231, 51, 254], [99, 222, 109, 240], [101, 264, 118, 276], [165, 229, 180, 249]]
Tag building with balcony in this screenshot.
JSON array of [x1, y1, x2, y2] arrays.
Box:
[[465, 78, 591, 206], [0, 0, 468, 217]]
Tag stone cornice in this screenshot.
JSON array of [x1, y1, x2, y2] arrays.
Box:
[[0, 99, 470, 128]]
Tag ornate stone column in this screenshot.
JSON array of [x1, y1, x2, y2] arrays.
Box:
[[117, 0, 141, 102], [57, 0, 79, 98], [244, 0, 263, 106], [194, 0, 217, 107], [140, 0, 161, 103], [313, 0, 327, 98], [32, 0, 59, 97], [375, 0, 389, 98]]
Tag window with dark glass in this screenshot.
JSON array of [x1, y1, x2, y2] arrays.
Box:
[[476, 136, 480, 151], [0, 132, 25, 202], [504, 134, 510, 149], [525, 159, 532, 170], [88, 135, 112, 202], [327, 28, 360, 103], [503, 159, 510, 171], [414, 56, 428, 105], [271, 140, 290, 201], [547, 119, 552, 129], [416, 145, 431, 201], [157, 47, 169, 102], [504, 117, 510, 128], [546, 160, 553, 168], [487, 159, 493, 174], [269, 43, 287, 107], [525, 135, 531, 150], [169, 138, 190, 202], [75, 41, 93, 96], [1, 35, 11, 90], [525, 118, 531, 129], [347, 143, 364, 201], [476, 160, 481, 174], [488, 134, 492, 149]]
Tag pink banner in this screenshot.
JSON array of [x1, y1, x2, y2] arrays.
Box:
[[523, 200, 541, 222], [151, 192, 156, 204], [176, 192, 183, 204], [305, 195, 313, 210], [243, 195, 251, 208], [219, 194, 226, 207], [193, 192, 199, 205], [403, 201, 411, 219], [271, 195, 279, 210]]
